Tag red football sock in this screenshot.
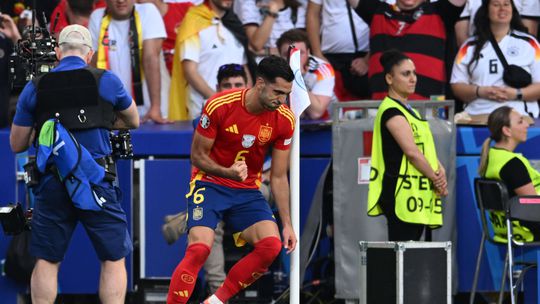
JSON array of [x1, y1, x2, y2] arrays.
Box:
[[167, 243, 211, 304], [215, 236, 282, 302]]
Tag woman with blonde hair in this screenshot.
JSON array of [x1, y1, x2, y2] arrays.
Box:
[[479, 106, 540, 241]]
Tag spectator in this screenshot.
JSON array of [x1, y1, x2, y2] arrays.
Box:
[[234, 0, 306, 59], [306, 0, 370, 100], [168, 0, 250, 121], [49, 0, 106, 36], [451, 0, 540, 118], [136, 0, 197, 74], [478, 106, 540, 241], [368, 50, 447, 241], [215, 63, 248, 92], [350, 0, 465, 100], [276, 29, 336, 120], [455, 0, 539, 47], [0, 14, 21, 127], [89, 0, 170, 123]]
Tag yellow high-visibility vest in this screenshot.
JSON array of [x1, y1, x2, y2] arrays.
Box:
[[484, 147, 540, 242], [368, 97, 442, 227]]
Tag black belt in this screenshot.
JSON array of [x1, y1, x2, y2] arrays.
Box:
[[96, 156, 116, 181]]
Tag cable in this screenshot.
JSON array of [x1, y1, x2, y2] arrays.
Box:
[[305, 212, 323, 269]]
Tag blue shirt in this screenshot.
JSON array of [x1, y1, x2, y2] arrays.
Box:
[[13, 56, 133, 157]]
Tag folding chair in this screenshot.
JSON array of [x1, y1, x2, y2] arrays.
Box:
[[471, 178, 540, 304]]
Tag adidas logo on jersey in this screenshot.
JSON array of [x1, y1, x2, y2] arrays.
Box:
[[173, 290, 189, 297], [225, 124, 239, 134]]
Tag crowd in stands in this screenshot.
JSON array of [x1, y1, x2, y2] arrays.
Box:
[[1, 0, 540, 126]]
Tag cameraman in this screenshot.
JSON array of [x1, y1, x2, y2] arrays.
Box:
[[0, 13, 21, 127], [10, 24, 138, 304]]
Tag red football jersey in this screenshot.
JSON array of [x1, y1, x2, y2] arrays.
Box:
[[193, 89, 295, 189]]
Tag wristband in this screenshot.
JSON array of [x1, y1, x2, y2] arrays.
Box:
[[475, 85, 480, 98], [516, 88, 523, 100], [260, 7, 278, 19]]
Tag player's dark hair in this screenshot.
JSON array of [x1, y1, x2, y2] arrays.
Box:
[[217, 64, 247, 85], [257, 55, 294, 83]]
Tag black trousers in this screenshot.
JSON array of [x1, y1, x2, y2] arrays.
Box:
[[380, 198, 428, 241]]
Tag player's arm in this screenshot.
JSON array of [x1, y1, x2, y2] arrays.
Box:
[[270, 147, 297, 253], [191, 131, 247, 181]]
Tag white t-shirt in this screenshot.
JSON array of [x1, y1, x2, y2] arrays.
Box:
[[89, 3, 167, 117], [234, 0, 306, 49], [459, 0, 540, 37], [451, 31, 540, 117], [180, 18, 247, 118], [309, 0, 369, 53]]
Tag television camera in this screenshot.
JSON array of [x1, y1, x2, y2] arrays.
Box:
[[8, 11, 57, 89]]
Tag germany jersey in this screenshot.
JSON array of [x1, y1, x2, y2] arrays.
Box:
[[193, 89, 295, 189], [356, 0, 462, 100], [451, 30, 540, 116]]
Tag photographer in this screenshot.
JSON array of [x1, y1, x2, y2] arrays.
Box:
[[10, 24, 138, 304], [0, 13, 21, 127]]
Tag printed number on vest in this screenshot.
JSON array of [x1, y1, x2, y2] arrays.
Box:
[[406, 196, 442, 214]]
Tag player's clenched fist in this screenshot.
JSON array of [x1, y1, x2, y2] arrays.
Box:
[[229, 161, 248, 181]]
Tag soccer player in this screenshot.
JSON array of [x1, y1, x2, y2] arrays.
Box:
[[167, 55, 297, 304]]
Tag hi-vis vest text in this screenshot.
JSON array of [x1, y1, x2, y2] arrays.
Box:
[[484, 147, 540, 242], [368, 97, 442, 226]]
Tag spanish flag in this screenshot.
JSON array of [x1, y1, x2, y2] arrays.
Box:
[[168, 4, 215, 121]]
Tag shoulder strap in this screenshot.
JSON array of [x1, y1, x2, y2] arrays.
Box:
[[346, 0, 359, 53], [488, 34, 509, 69], [488, 33, 532, 114], [130, 9, 144, 106]]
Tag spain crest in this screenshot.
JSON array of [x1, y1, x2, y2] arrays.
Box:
[[193, 206, 203, 221], [242, 135, 256, 148], [258, 125, 273, 143]]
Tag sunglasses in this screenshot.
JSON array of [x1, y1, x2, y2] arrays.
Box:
[[218, 64, 243, 72]]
